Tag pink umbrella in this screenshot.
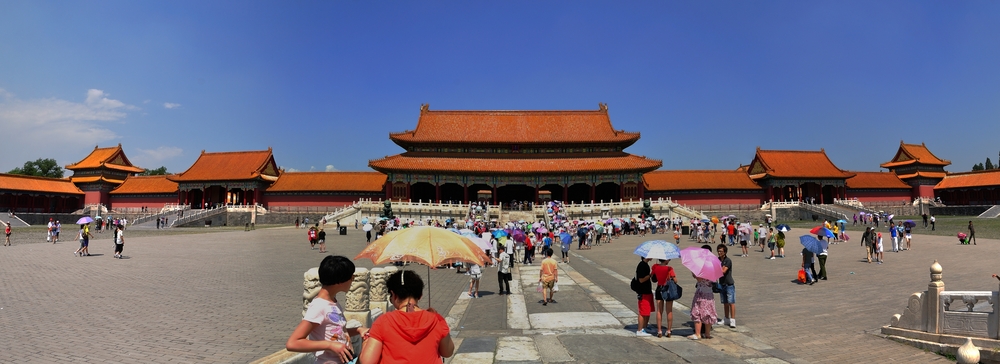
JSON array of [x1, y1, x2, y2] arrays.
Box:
[[680, 247, 724, 281]]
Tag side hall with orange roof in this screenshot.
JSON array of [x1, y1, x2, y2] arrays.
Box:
[[0, 173, 84, 213], [844, 172, 912, 203], [66, 143, 144, 207], [264, 171, 386, 209], [643, 170, 763, 206], [934, 170, 1000, 206], [748, 148, 855, 204], [168, 148, 280, 208], [109, 175, 180, 209]]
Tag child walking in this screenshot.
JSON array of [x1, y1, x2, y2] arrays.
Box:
[[286, 255, 367, 363]]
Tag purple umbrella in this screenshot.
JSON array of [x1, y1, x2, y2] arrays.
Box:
[[511, 229, 526, 243]]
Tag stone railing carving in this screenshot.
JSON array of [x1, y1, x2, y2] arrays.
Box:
[[301, 265, 394, 324], [883, 260, 994, 363]]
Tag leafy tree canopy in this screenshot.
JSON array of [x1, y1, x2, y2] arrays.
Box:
[[973, 163, 985, 171], [139, 166, 169, 176], [8, 158, 64, 178]]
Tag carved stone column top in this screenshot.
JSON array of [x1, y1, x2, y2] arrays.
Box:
[[930, 260, 943, 287]]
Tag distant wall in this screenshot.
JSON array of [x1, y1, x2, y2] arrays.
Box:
[[929, 205, 991, 216]]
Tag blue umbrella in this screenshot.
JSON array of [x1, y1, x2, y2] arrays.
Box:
[[361, 217, 369, 224], [492, 230, 508, 238], [776, 224, 791, 232], [633, 240, 681, 260], [799, 235, 829, 255], [700, 218, 711, 223], [836, 219, 847, 224], [448, 227, 460, 234], [904, 220, 916, 228], [559, 232, 573, 244]]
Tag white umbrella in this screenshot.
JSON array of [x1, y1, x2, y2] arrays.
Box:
[[467, 236, 492, 252], [363, 223, 373, 232], [644, 245, 669, 260]]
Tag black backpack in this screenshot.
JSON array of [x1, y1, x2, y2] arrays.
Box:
[[630, 277, 642, 293]]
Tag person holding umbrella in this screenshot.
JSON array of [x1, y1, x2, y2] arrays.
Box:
[[683, 244, 720, 340]]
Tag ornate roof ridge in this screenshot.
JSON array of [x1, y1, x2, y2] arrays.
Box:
[[0, 172, 72, 182]]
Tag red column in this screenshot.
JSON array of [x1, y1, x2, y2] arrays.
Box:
[[463, 186, 468, 204], [435, 184, 441, 203], [492, 185, 497, 205], [534, 186, 539, 204], [385, 182, 392, 201], [819, 185, 824, 204], [620, 183, 625, 201], [562, 185, 568, 202], [638, 182, 645, 200], [589, 185, 595, 203], [405, 183, 411, 201]]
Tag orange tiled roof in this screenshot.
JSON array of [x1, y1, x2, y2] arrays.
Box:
[[880, 141, 951, 168], [845, 172, 910, 189], [896, 171, 947, 180], [267, 172, 386, 192], [748, 148, 855, 180], [0, 173, 83, 194], [110, 175, 179, 194], [643, 170, 761, 191], [65, 144, 144, 173], [388, 104, 640, 146], [935, 170, 1000, 190], [169, 149, 280, 182], [369, 154, 661, 174], [69, 176, 125, 184]]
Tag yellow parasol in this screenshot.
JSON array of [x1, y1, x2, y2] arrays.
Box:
[[710, 216, 720, 224], [355, 226, 490, 307], [355, 226, 489, 267]]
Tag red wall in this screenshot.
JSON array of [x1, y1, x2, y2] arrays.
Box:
[[109, 196, 177, 209], [263, 194, 375, 207], [649, 191, 764, 206], [847, 190, 911, 203], [84, 190, 108, 206], [914, 185, 935, 199]]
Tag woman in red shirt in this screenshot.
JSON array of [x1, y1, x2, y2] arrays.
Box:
[[650, 259, 677, 337], [361, 271, 455, 364]]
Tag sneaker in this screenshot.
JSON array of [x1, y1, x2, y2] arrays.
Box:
[[717, 318, 727, 326], [729, 319, 736, 328], [769, 256, 775, 260], [686, 334, 699, 340], [636, 330, 652, 337]]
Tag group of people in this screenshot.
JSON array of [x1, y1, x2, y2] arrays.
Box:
[[633, 244, 736, 339], [287, 255, 454, 364], [72, 221, 127, 259]]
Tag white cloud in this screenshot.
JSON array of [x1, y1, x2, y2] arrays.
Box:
[[0, 88, 135, 171], [163, 102, 181, 109], [134, 146, 183, 167], [325, 165, 337, 172], [143, 99, 151, 104], [285, 167, 300, 172]]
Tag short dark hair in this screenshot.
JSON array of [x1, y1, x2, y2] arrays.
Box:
[[715, 244, 727, 253], [386, 270, 424, 301], [318, 255, 355, 286], [544, 248, 553, 257]]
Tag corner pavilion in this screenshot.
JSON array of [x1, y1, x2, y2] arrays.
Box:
[[368, 104, 662, 205]]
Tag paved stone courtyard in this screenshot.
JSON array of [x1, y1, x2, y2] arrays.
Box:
[[0, 223, 985, 362]]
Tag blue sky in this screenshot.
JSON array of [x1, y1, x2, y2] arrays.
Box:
[[1, 1, 998, 175]]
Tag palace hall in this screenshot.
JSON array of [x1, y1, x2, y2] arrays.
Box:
[[0, 104, 994, 213]]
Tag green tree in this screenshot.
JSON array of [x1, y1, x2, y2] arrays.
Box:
[[8, 158, 64, 178], [987, 158, 995, 170], [139, 166, 169, 176], [973, 163, 985, 171]]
